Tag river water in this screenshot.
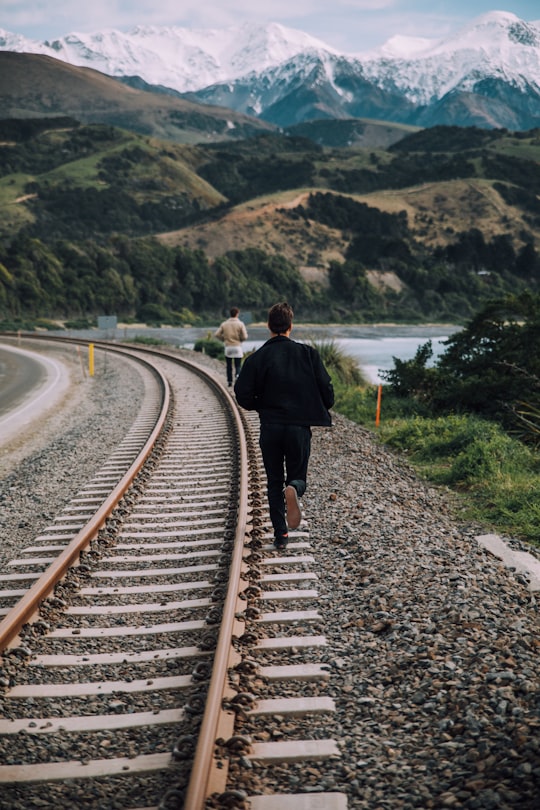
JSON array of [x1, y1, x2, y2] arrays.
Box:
[[72, 323, 462, 384], [240, 323, 461, 383]]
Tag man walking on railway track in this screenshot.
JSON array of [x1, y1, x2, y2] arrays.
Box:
[[234, 301, 334, 550], [214, 306, 249, 387]]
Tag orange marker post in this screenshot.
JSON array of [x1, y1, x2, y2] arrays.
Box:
[[375, 383, 382, 427]]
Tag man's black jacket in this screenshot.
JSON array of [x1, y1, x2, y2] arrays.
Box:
[[234, 335, 334, 426]]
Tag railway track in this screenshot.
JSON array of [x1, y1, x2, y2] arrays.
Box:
[[0, 338, 346, 810]]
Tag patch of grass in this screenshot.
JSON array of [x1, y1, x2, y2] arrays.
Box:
[[334, 380, 430, 426], [376, 412, 540, 545], [34, 318, 64, 331], [0, 173, 31, 203], [44, 152, 109, 187], [330, 351, 540, 546]]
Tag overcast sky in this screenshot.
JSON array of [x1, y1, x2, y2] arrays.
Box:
[[2, 2, 539, 53]]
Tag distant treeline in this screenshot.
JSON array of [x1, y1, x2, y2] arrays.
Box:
[[1, 199, 538, 326], [0, 116, 80, 141]]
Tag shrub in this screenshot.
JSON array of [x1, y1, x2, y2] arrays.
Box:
[[194, 336, 224, 359], [380, 340, 436, 398], [0, 319, 37, 332], [311, 338, 366, 387], [136, 303, 171, 326], [134, 303, 195, 327], [34, 319, 63, 331], [511, 400, 540, 448], [64, 317, 95, 329]]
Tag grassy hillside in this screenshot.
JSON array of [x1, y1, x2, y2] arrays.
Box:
[[158, 190, 349, 271], [284, 118, 420, 148], [157, 176, 539, 272], [158, 127, 540, 269], [0, 122, 226, 239], [0, 118, 539, 325], [0, 52, 273, 144]]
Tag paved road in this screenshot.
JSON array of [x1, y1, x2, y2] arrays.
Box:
[[0, 343, 69, 446], [0, 345, 47, 416]]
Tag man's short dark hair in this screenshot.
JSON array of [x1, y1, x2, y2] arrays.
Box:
[[230, 307, 240, 317], [268, 302, 293, 334]]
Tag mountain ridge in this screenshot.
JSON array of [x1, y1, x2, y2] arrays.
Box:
[[0, 51, 416, 147], [0, 52, 274, 143], [1, 11, 540, 129]]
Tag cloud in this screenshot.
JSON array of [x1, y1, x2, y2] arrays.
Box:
[[2, 0, 395, 40], [4, 0, 539, 52]]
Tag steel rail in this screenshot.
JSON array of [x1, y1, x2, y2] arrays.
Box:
[[0, 345, 171, 652], [182, 384, 250, 809], [0, 332, 252, 805]]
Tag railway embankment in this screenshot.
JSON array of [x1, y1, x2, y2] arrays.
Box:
[[297, 412, 539, 808], [0, 342, 538, 807]]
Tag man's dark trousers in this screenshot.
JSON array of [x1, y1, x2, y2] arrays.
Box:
[[259, 423, 311, 539], [226, 357, 242, 386]]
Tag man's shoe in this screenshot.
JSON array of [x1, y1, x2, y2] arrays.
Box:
[[274, 533, 288, 550], [285, 485, 301, 529]]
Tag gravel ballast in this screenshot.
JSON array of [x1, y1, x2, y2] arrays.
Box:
[[1, 345, 538, 808], [0, 341, 148, 572], [302, 415, 539, 808]]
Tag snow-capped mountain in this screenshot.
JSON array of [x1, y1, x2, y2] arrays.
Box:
[[0, 22, 337, 93], [360, 10, 540, 105], [1, 11, 539, 130], [178, 11, 540, 130]]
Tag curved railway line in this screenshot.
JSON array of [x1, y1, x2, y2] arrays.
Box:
[[0, 337, 345, 810]]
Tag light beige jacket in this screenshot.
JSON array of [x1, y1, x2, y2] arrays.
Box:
[[214, 317, 248, 347]]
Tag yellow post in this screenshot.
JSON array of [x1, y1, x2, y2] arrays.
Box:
[[375, 383, 382, 427], [88, 343, 95, 377]]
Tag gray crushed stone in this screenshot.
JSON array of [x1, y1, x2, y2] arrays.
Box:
[[0, 347, 538, 809]]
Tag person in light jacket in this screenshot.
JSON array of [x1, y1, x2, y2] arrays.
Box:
[[214, 307, 248, 386], [234, 301, 334, 549]]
